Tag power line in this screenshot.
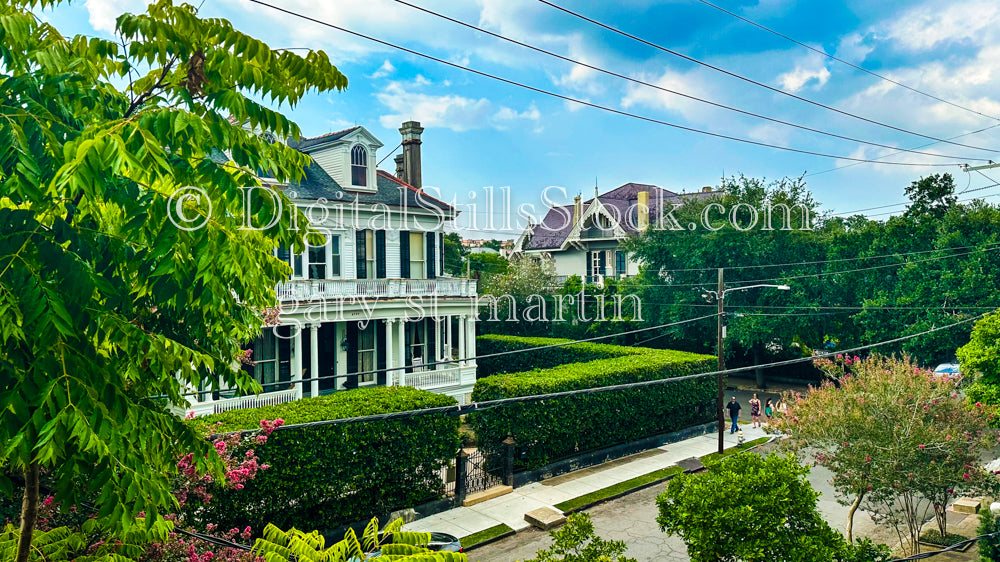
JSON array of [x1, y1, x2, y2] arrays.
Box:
[[831, 181, 1000, 216], [806, 124, 1000, 178], [380, 0, 985, 162], [214, 312, 985, 437], [693, 0, 1000, 125], [887, 531, 1000, 561], [247, 0, 965, 168], [864, 192, 1000, 219], [535, 0, 999, 154], [655, 238, 1000, 273], [181, 312, 720, 399], [627, 242, 1000, 287]]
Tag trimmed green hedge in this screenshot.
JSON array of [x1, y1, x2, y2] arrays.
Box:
[[470, 337, 715, 470], [186, 386, 459, 533], [475, 334, 640, 378]]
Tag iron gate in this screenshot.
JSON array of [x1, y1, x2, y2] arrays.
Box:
[[463, 448, 504, 495]]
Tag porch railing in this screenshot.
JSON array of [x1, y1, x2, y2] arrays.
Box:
[[276, 278, 477, 301], [210, 388, 299, 414]]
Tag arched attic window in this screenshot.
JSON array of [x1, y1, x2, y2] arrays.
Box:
[[351, 145, 368, 186]]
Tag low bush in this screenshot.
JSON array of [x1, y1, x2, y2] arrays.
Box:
[[186, 386, 459, 533], [470, 337, 715, 470], [475, 334, 639, 378]]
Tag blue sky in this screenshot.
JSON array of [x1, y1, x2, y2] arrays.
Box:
[[42, 0, 1000, 237]]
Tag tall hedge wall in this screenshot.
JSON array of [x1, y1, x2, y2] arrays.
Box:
[[470, 337, 715, 470], [186, 386, 459, 533], [475, 334, 640, 377]]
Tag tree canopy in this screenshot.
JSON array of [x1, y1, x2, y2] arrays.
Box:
[[0, 0, 344, 558]]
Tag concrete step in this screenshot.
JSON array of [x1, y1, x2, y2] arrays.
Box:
[[525, 507, 567, 531], [951, 497, 981, 514], [462, 485, 513, 507]]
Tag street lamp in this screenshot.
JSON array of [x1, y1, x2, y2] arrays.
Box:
[[702, 269, 790, 454]]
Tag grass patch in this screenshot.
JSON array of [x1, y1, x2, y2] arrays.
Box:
[[700, 437, 771, 466], [919, 530, 969, 547], [553, 465, 685, 513], [460, 523, 514, 549]]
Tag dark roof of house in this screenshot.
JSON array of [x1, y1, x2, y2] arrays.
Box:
[[523, 183, 720, 250], [286, 126, 361, 151], [279, 161, 453, 212]]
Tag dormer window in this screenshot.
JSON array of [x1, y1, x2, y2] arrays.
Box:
[[351, 145, 368, 186]]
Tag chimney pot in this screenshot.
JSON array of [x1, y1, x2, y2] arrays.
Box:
[[637, 190, 649, 230], [394, 153, 405, 181], [702, 186, 712, 193], [573, 195, 582, 226], [399, 121, 424, 188]]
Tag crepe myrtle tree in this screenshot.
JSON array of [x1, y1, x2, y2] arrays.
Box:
[[0, 1, 346, 561], [773, 354, 998, 554]]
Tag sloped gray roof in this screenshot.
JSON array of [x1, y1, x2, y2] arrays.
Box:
[[281, 162, 453, 212], [286, 127, 360, 151], [523, 183, 719, 250]]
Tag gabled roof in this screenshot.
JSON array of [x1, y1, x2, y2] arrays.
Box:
[[279, 160, 453, 213], [286, 126, 361, 150], [521, 183, 720, 251]]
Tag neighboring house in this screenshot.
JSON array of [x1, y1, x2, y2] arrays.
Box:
[[467, 246, 500, 255], [511, 183, 718, 284], [185, 121, 479, 416]]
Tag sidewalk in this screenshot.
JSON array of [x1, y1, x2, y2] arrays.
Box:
[[407, 424, 771, 538]]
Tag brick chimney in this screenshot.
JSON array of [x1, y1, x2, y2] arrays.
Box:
[[394, 153, 405, 180], [399, 121, 424, 188]]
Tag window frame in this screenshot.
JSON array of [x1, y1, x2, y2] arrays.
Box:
[[357, 323, 376, 384], [409, 231, 425, 279], [307, 234, 327, 280], [351, 145, 368, 187]]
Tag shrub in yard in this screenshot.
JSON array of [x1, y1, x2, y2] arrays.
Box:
[[475, 335, 638, 378], [187, 387, 460, 533], [470, 337, 714, 469]]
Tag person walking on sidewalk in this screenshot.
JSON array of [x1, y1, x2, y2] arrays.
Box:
[[764, 399, 774, 424], [726, 396, 741, 434], [749, 393, 762, 428]]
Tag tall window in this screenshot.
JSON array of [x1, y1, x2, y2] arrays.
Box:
[[307, 235, 326, 279], [252, 331, 277, 390], [358, 323, 376, 383], [616, 251, 626, 277], [407, 322, 425, 372], [365, 230, 375, 279], [276, 246, 293, 279], [329, 236, 341, 277], [409, 232, 425, 279], [351, 145, 368, 186]]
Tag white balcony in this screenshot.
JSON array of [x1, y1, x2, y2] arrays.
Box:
[[402, 365, 473, 389], [276, 278, 477, 301], [185, 388, 299, 417]]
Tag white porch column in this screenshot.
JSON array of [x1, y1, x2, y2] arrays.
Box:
[[291, 325, 303, 399], [310, 323, 320, 397], [396, 319, 406, 386], [334, 322, 346, 391], [385, 318, 396, 386], [446, 315, 453, 361], [458, 315, 467, 367], [465, 314, 476, 368]]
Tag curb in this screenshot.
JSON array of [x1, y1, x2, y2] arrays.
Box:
[[462, 528, 518, 552]]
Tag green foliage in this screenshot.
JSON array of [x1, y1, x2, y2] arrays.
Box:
[[656, 453, 854, 562], [978, 508, 1000, 562], [475, 335, 639, 377], [775, 355, 997, 553], [520, 513, 634, 562], [185, 387, 460, 533], [918, 530, 968, 546], [0, 518, 172, 561], [470, 337, 714, 469], [0, 0, 346, 546], [467, 251, 510, 282], [459, 523, 514, 549], [443, 232, 466, 276], [251, 518, 467, 562], [959, 310, 1000, 416]]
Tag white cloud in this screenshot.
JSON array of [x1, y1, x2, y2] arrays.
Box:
[[886, 0, 1000, 51], [84, 0, 151, 34], [776, 53, 831, 92], [369, 60, 395, 79], [376, 80, 541, 132], [835, 33, 874, 64], [620, 67, 715, 122]]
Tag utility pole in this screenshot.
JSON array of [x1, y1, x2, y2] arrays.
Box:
[[717, 267, 725, 455]]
